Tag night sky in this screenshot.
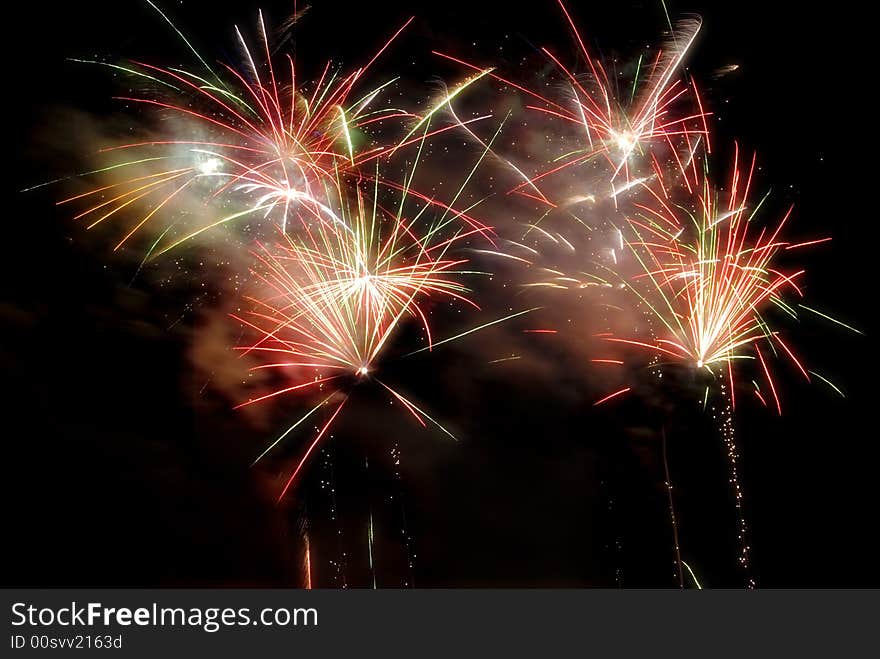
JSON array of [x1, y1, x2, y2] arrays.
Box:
[[5, 0, 877, 588]]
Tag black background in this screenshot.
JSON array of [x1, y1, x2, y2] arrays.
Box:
[[4, 0, 877, 587]]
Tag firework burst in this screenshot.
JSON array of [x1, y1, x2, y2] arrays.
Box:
[[435, 0, 708, 205], [590, 145, 857, 586], [54, 4, 487, 254], [234, 174, 488, 500], [604, 146, 819, 413]]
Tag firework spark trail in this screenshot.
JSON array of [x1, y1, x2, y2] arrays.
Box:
[[661, 429, 685, 589], [714, 389, 755, 587], [303, 529, 313, 589]]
